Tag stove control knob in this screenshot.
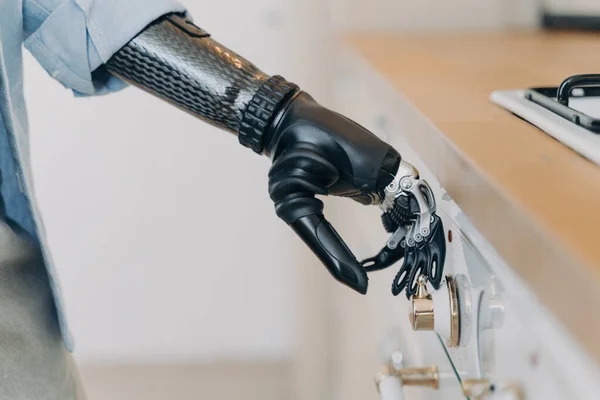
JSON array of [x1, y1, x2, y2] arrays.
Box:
[[409, 275, 434, 330], [376, 363, 439, 400], [409, 275, 461, 347], [396, 365, 439, 389], [479, 280, 505, 331]]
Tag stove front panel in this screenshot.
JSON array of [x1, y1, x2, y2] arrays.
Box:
[[331, 52, 600, 400]]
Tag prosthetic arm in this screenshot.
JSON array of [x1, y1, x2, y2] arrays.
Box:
[[104, 13, 446, 296]]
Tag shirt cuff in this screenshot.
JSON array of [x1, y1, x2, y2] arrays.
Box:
[[24, 0, 186, 96]]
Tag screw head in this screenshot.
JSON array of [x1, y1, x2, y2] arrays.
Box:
[[422, 228, 430, 236], [415, 234, 423, 242], [400, 178, 413, 190], [387, 182, 397, 191]]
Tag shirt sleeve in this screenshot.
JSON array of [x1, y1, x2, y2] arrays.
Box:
[[23, 0, 186, 96]]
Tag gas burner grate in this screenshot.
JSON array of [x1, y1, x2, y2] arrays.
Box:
[[525, 74, 600, 133]]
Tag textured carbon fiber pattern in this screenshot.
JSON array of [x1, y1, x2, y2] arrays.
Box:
[[105, 14, 269, 134]]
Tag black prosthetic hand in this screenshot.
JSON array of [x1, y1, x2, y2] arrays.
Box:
[[104, 13, 445, 295], [265, 92, 401, 294]]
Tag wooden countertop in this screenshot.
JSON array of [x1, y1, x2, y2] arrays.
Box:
[[346, 32, 600, 360]]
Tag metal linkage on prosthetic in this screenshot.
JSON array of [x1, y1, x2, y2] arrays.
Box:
[[381, 160, 436, 248], [362, 160, 447, 298]]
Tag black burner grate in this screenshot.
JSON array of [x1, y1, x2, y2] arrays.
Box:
[[525, 74, 600, 133]]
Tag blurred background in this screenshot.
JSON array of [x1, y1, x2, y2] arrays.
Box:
[[21, 0, 599, 399]]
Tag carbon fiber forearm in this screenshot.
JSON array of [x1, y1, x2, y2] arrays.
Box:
[[105, 14, 269, 134]]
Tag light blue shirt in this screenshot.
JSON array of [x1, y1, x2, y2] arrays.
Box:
[[0, 0, 185, 350]]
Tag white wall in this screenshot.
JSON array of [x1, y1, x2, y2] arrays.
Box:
[[24, 0, 328, 363], [330, 0, 539, 31]]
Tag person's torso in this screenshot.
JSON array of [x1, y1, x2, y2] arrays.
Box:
[[0, 0, 72, 349]]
